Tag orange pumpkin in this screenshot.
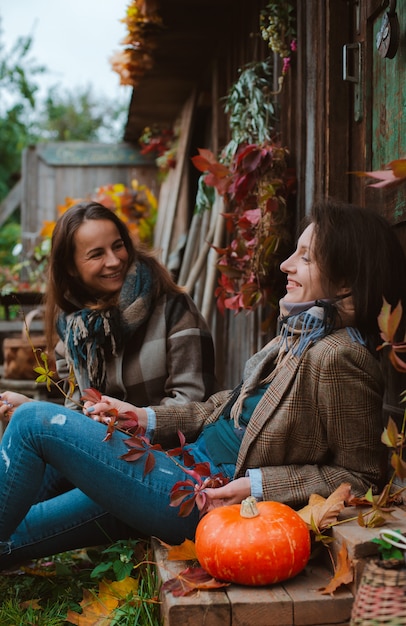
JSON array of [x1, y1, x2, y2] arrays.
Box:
[[195, 497, 311, 586]]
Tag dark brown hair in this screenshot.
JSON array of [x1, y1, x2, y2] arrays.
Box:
[[44, 201, 183, 348], [307, 199, 406, 341]]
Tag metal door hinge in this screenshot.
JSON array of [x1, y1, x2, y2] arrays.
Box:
[[343, 42, 363, 122]]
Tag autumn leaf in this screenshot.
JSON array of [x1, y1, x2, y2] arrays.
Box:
[[347, 485, 399, 528], [389, 158, 406, 178], [191, 148, 230, 179], [319, 542, 353, 595], [116, 410, 141, 434], [106, 576, 139, 599], [66, 580, 120, 625], [156, 538, 198, 562], [161, 566, 229, 597], [40, 220, 56, 238], [378, 298, 403, 344], [81, 388, 103, 403], [297, 483, 352, 530], [19, 598, 41, 610], [390, 451, 406, 481], [381, 416, 402, 449], [351, 159, 406, 188], [191, 148, 232, 195]]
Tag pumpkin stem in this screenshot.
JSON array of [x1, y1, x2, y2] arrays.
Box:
[[240, 496, 260, 518]]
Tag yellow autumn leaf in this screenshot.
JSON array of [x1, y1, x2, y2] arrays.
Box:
[[319, 542, 353, 595], [40, 221, 56, 238], [157, 537, 198, 561], [58, 197, 82, 215], [378, 298, 403, 344], [388, 158, 406, 178], [381, 416, 400, 449], [391, 452, 406, 481], [66, 582, 119, 625], [107, 576, 139, 599]]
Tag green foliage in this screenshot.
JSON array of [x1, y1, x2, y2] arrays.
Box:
[[0, 217, 20, 265], [0, 25, 45, 200], [36, 85, 128, 142], [371, 534, 405, 561], [194, 174, 216, 215], [90, 539, 141, 582], [222, 59, 277, 162], [0, 540, 161, 625]]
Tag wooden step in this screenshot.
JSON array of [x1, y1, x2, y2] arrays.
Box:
[[153, 539, 353, 626], [330, 505, 406, 593]]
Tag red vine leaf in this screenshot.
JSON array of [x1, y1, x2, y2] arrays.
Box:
[[81, 388, 102, 403], [161, 566, 229, 597]]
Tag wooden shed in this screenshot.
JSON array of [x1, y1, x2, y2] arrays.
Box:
[[19, 141, 157, 258], [120, 0, 406, 394]]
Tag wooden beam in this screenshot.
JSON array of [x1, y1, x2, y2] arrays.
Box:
[[0, 180, 22, 226], [154, 89, 197, 265]]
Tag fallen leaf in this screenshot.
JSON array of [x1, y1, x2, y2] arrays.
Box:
[[319, 542, 353, 595], [161, 566, 229, 597], [66, 580, 119, 625], [166, 539, 198, 562], [19, 598, 41, 610], [297, 483, 351, 530], [108, 576, 139, 599]]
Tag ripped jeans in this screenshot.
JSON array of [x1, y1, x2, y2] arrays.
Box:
[[0, 401, 234, 569]]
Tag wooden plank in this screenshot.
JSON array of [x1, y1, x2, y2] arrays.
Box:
[[201, 195, 225, 324], [0, 180, 22, 227], [153, 539, 231, 626], [331, 506, 406, 562], [154, 89, 197, 265], [226, 584, 293, 626], [283, 564, 353, 626]]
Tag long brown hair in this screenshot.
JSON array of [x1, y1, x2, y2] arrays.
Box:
[[308, 199, 406, 342], [44, 201, 183, 349]]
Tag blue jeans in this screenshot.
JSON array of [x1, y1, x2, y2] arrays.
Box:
[[0, 401, 235, 569]]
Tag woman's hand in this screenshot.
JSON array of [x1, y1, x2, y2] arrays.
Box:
[[83, 394, 148, 430], [201, 477, 251, 512], [0, 391, 32, 421]]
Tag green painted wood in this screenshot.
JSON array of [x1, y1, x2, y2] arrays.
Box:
[[36, 142, 155, 167], [369, 0, 406, 225]]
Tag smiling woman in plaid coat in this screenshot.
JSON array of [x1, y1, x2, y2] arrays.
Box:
[[0, 199, 405, 566]]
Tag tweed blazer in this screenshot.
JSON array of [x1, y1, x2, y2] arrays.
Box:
[[152, 328, 386, 509], [55, 292, 217, 410]]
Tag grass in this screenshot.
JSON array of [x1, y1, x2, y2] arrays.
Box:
[[0, 539, 162, 625]]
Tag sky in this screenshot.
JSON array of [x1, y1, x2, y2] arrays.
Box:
[[0, 0, 132, 105]]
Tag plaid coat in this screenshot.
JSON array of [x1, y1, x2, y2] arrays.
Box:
[[152, 329, 386, 509], [55, 292, 217, 409]]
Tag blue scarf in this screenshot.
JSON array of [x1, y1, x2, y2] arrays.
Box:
[[56, 261, 153, 392]]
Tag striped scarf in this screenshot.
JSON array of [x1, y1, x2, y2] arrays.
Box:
[[56, 261, 153, 392]]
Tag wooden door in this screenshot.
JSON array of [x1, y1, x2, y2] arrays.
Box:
[[344, 0, 406, 425], [346, 0, 406, 221]]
